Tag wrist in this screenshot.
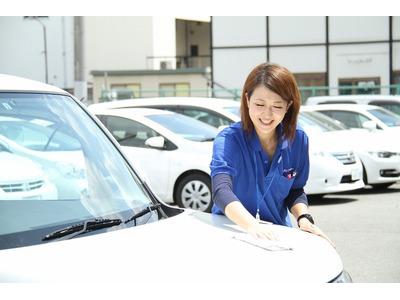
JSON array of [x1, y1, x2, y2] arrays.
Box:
[[297, 213, 314, 226]]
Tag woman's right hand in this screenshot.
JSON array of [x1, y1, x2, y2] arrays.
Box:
[[246, 221, 278, 240]]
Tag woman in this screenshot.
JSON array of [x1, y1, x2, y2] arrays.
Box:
[[210, 63, 332, 244]]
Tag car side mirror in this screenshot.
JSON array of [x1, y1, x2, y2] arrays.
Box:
[[362, 120, 377, 131], [145, 136, 165, 149]]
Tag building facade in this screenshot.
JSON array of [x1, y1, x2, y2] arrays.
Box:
[[211, 16, 400, 100]]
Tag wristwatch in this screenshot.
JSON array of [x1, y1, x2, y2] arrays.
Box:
[[297, 213, 314, 226]]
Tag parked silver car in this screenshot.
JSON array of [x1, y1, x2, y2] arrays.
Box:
[[0, 74, 351, 283]]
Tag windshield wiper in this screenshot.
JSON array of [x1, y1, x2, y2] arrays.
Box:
[[42, 218, 122, 241], [124, 203, 162, 225]]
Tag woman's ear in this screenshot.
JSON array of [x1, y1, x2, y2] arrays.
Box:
[[286, 101, 293, 112], [245, 92, 250, 106]]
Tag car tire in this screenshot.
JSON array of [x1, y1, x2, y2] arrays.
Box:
[[175, 173, 212, 212], [370, 182, 395, 190]]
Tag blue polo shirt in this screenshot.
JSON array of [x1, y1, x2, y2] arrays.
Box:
[[210, 122, 309, 227]]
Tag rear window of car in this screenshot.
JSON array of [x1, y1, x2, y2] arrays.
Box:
[[368, 108, 400, 127]]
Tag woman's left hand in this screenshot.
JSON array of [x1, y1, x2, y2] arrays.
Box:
[[298, 219, 335, 248]]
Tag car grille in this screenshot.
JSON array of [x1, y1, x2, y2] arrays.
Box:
[[0, 180, 44, 193], [332, 151, 356, 165]]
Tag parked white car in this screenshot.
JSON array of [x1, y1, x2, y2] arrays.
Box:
[[300, 108, 400, 189], [306, 95, 400, 116], [89, 107, 218, 212], [89, 97, 241, 128], [297, 112, 364, 195], [0, 116, 87, 200], [304, 104, 400, 133], [0, 147, 57, 201], [0, 74, 351, 283]]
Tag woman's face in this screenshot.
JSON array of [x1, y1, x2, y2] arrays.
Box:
[[247, 85, 290, 136]]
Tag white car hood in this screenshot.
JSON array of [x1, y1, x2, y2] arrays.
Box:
[[307, 131, 354, 153], [322, 130, 400, 152], [0, 152, 43, 182], [0, 210, 342, 283]]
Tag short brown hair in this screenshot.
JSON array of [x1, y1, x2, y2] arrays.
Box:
[[240, 63, 301, 141]]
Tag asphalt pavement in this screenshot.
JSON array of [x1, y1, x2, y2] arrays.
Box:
[[308, 182, 400, 283]]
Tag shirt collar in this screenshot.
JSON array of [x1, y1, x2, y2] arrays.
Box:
[[249, 123, 289, 152]]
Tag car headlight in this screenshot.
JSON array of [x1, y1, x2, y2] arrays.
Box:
[[368, 151, 400, 158], [330, 270, 353, 283]]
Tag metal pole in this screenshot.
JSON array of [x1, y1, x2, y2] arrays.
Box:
[[74, 16, 87, 102], [34, 17, 48, 83]]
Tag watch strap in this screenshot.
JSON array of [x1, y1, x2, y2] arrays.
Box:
[[297, 213, 314, 225]]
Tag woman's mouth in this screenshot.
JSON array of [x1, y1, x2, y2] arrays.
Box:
[[259, 119, 273, 126]]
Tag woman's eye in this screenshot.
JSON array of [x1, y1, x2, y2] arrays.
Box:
[[274, 106, 283, 109], [256, 104, 264, 107]]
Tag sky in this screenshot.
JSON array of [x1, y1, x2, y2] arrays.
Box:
[[2, 0, 395, 16]]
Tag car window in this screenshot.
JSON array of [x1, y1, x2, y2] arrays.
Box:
[[369, 101, 400, 116], [99, 115, 159, 148], [147, 113, 218, 142], [0, 118, 81, 151], [300, 111, 347, 131], [0, 93, 158, 250], [224, 106, 240, 117], [180, 108, 231, 128], [320, 110, 370, 129], [368, 108, 400, 127]]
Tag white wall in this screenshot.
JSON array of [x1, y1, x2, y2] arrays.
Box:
[[213, 48, 267, 95], [270, 46, 326, 73], [269, 17, 325, 44], [393, 17, 400, 40], [152, 17, 176, 69], [84, 17, 154, 77], [212, 17, 266, 47], [0, 16, 74, 89], [329, 43, 390, 94], [92, 73, 207, 101], [329, 16, 389, 42]]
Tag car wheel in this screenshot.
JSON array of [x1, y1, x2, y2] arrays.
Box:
[[370, 182, 395, 190], [175, 173, 212, 212]]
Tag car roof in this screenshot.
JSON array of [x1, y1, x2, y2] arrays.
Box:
[[0, 74, 69, 95], [306, 94, 400, 104], [89, 97, 240, 110], [91, 107, 175, 118], [304, 103, 383, 111]]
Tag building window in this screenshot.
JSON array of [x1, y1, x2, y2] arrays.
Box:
[[159, 83, 190, 97], [110, 83, 141, 99], [392, 71, 400, 94], [338, 77, 381, 95], [294, 73, 327, 102]]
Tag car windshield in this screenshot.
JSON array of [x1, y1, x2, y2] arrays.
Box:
[[147, 113, 218, 141], [0, 93, 159, 249], [224, 106, 240, 117], [368, 108, 400, 127], [298, 111, 346, 134]]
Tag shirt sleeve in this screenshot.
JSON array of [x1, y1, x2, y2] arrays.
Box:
[[210, 129, 239, 178], [291, 130, 310, 190], [284, 188, 308, 209], [285, 130, 310, 209], [212, 173, 240, 213]]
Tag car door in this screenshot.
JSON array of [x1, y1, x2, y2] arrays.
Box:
[[98, 115, 173, 200]]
